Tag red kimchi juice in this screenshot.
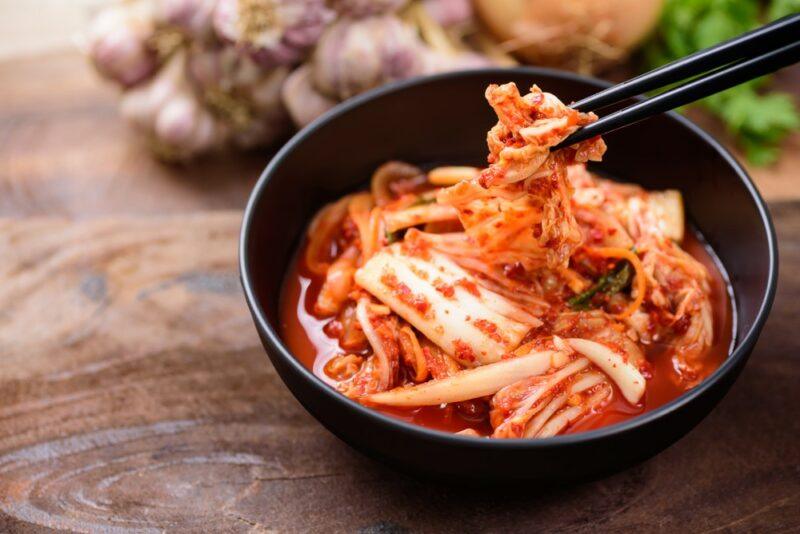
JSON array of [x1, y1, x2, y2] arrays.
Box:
[[279, 226, 734, 437]]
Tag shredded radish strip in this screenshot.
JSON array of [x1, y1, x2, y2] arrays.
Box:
[[356, 298, 393, 389], [305, 195, 351, 275], [398, 326, 428, 383]]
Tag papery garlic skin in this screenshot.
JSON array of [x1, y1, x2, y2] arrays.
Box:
[[121, 53, 228, 159], [213, 0, 334, 67], [156, 0, 219, 39], [328, 0, 407, 18], [312, 15, 429, 100], [422, 0, 473, 28], [425, 49, 492, 73], [186, 43, 292, 148], [281, 64, 337, 128], [86, 2, 158, 87], [232, 66, 292, 147]]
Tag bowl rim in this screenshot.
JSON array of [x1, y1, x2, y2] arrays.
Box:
[[240, 66, 778, 448]]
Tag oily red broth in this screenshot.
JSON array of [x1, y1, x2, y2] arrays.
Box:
[[278, 223, 734, 437]]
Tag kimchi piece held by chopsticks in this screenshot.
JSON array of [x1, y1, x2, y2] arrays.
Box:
[[437, 83, 607, 269], [355, 243, 541, 366]]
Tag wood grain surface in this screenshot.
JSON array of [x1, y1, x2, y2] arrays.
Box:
[[0, 47, 798, 533], [0, 208, 798, 533]]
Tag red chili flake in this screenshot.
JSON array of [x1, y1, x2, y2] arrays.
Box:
[[323, 320, 343, 338], [672, 314, 691, 335], [456, 278, 480, 297], [381, 272, 430, 315], [401, 236, 431, 260], [408, 263, 429, 281], [479, 167, 504, 188], [433, 278, 455, 298], [453, 339, 476, 362], [503, 262, 527, 281], [590, 228, 604, 241], [473, 319, 503, 343]]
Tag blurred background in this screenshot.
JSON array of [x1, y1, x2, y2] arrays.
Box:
[[1, 0, 798, 215]]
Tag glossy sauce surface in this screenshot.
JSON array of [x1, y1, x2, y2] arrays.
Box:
[[279, 227, 734, 436]]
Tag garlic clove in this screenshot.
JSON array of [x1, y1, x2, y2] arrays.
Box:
[[329, 0, 408, 18], [281, 64, 338, 128], [156, 0, 218, 39], [311, 15, 429, 100], [86, 3, 157, 87], [213, 0, 334, 67]]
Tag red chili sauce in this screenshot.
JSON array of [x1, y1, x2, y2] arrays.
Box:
[[279, 228, 734, 437]]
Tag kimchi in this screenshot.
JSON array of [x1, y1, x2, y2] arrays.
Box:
[[281, 83, 732, 439]]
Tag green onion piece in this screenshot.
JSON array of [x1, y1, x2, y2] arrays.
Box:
[[567, 261, 632, 311]]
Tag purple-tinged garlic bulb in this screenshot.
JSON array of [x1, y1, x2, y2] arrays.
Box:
[[328, 0, 407, 18], [281, 64, 337, 127], [186, 43, 291, 148], [312, 15, 429, 100], [121, 53, 228, 159], [213, 0, 334, 67], [421, 0, 473, 28], [231, 65, 292, 147], [424, 49, 492, 73], [86, 2, 158, 87], [156, 0, 219, 39]]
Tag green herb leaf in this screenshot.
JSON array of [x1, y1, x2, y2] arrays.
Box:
[[385, 228, 400, 244], [409, 195, 436, 208], [567, 261, 633, 311], [644, 0, 800, 165]]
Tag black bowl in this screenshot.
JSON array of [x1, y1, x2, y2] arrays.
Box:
[[240, 68, 778, 483]]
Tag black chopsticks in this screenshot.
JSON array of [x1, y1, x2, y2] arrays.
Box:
[[555, 14, 800, 149]]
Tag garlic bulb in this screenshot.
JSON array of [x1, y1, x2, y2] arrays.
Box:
[[85, 0, 495, 160], [312, 15, 429, 100], [425, 49, 492, 72], [86, 2, 158, 87], [281, 64, 337, 127], [121, 53, 228, 159], [156, 0, 219, 39], [187, 43, 291, 148], [422, 0, 473, 28], [328, 0, 408, 18], [232, 65, 292, 147], [213, 0, 334, 67]]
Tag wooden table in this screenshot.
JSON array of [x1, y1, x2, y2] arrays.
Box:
[[1, 51, 799, 533]]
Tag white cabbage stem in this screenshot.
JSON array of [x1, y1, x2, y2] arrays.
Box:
[[366, 350, 564, 406], [566, 338, 646, 404], [355, 244, 540, 365]]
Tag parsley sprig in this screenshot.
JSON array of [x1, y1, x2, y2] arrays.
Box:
[[644, 0, 800, 165]]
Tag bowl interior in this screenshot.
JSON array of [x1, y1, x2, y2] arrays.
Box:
[[244, 69, 773, 358]]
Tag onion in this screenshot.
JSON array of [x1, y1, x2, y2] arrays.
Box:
[[473, 0, 664, 73]]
